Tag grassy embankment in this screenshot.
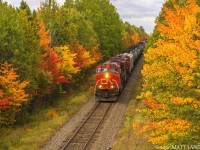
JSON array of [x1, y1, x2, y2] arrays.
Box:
[[0, 73, 96, 150], [112, 75, 155, 150]]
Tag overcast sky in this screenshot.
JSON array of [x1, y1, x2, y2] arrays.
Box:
[[5, 0, 164, 34]]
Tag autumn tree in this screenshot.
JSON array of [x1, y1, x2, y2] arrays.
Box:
[[54, 45, 79, 80], [0, 62, 29, 126], [70, 41, 96, 69], [137, 0, 200, 145], [36, 19, 79, 96], [69, 41, 102, 88]]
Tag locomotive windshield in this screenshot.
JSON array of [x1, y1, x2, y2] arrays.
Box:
[[97, 68, 108, 73], [119, 55, 126, 59], [97, 67, 119, 74], [108, 68, 119, 74]]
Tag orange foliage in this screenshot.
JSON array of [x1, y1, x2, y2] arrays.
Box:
[[131, 32, 140, 45], [133, 123, 140, 130], [122, 31, 142, 49], [37, 20, 51, 54], [0, 62, 29, 110]]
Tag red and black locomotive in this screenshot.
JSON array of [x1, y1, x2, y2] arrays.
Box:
[[94, 41, 145, 101]]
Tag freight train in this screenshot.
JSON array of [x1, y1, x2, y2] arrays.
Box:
[[94, 41, 145, 101]]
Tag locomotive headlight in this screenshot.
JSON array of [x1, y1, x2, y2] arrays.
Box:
[[111, 85, 114, 88], [105, 73, 109, 78], [98, 85, 102, 89]]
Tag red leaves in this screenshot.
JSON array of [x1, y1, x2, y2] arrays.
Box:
[[57, 76, 69, 84], [0, 98, 10, 109], [0, 90, 10, 109], [0, 90, 9, 109], [42, 52, 63, 85]]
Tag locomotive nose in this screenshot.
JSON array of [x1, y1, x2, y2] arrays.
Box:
[[105, 73, 109, 78]]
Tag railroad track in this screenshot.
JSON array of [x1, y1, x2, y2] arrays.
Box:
[[61, 102, 112, 150]]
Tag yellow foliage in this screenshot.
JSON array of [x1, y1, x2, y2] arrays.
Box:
[[139, 0, 200, 145], [138, 119, 191, 145], [80, 49, 96, 68], [54, 45, 79, 79]]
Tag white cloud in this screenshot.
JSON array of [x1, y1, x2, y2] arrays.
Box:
[[126, 17, 156, 34], [110, 0, 164, 33], [5, 0, 65, 10]]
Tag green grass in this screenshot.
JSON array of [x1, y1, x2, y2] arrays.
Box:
[[112, 77, 155, 150], [0, 73, 95, 150]]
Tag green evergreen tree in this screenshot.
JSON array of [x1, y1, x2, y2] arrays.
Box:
[[19, 0, 32, 17]]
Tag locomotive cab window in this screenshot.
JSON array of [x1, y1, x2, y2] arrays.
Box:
[[108, 68, 119, 74], [97, 68, 107, 73]]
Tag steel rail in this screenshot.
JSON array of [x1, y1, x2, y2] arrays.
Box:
[[61, 102, 112, 150], [81, 103, 112, 150]]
